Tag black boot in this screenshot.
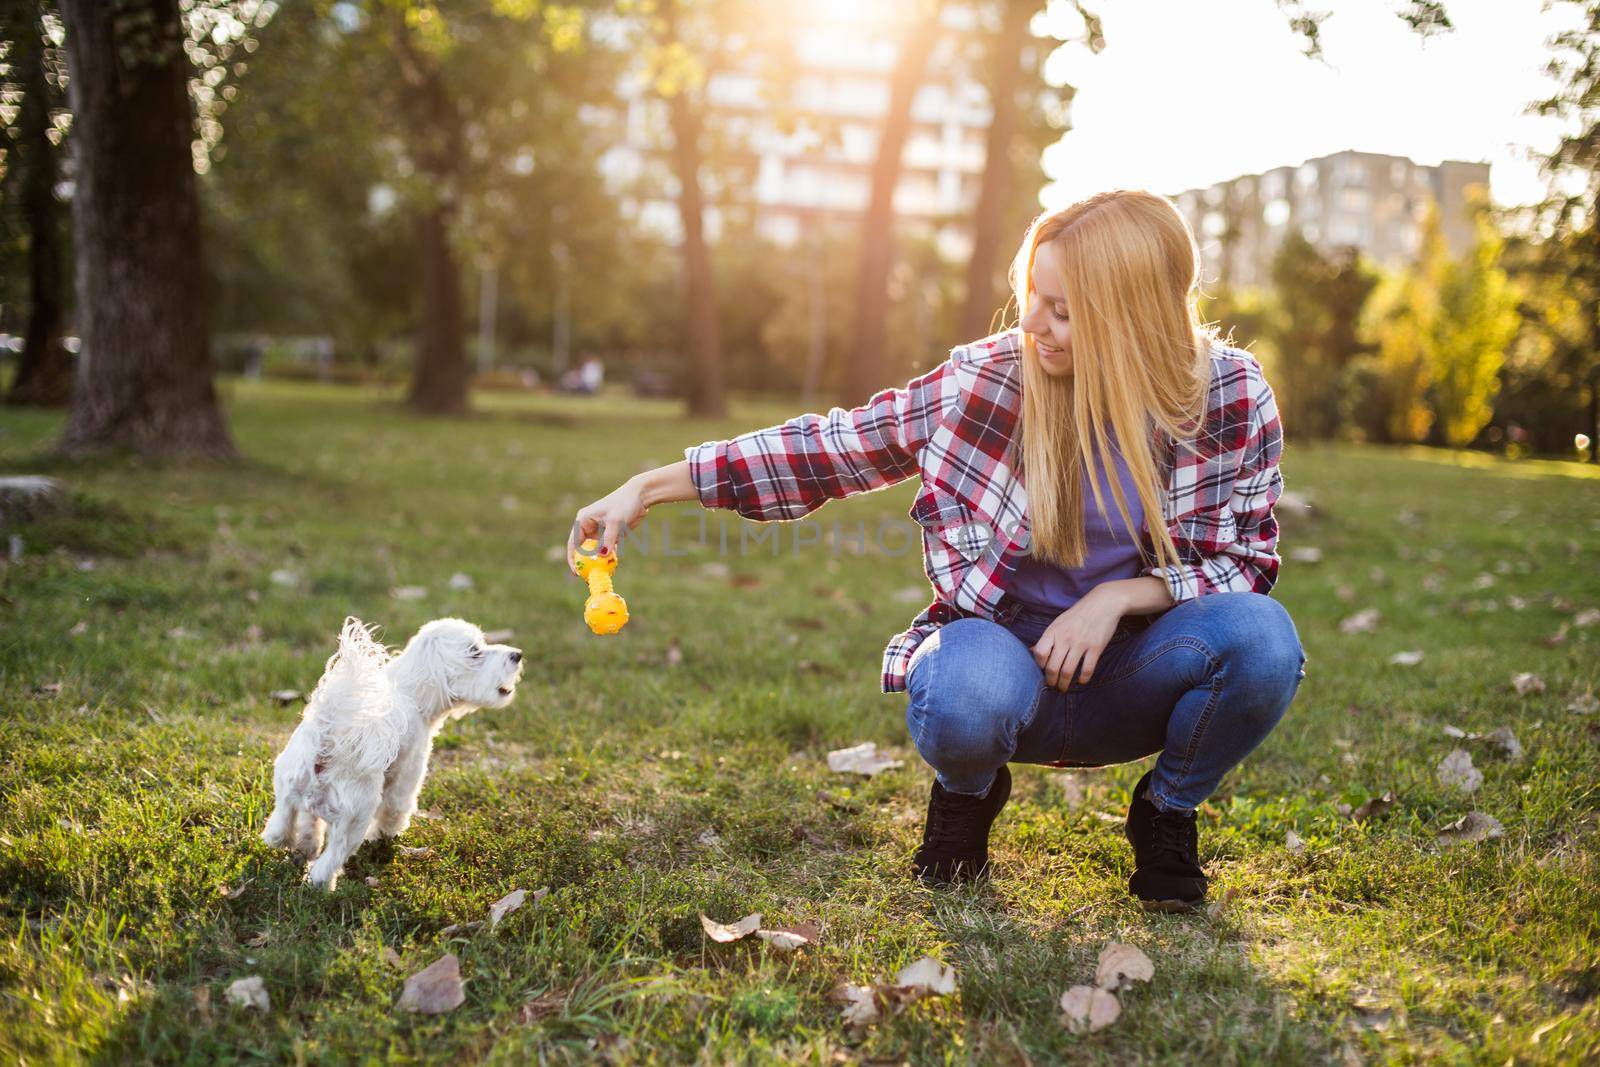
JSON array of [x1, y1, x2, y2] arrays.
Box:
[[1124, 768, 1207, 911], [911, 765, 1012, 887]]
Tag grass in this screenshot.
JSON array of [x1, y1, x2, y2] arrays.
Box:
[[2, 378, 1598, 1064]]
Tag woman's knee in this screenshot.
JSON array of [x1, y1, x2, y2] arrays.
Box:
[[905, 618, 1040, 756], [1204, 593, 1306, 697]]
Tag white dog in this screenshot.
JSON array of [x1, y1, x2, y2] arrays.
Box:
[[261, 616, 523, 889]]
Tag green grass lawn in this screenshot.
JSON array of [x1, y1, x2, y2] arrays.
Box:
[[2, 380, 1598, 1064]]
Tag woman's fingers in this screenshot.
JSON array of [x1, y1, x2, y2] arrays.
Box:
[[1076, 648, 1099, 685]]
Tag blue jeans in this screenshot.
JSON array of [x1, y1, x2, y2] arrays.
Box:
[[903, 591, 1307, 813]]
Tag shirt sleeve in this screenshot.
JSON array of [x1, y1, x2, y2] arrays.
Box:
[[1144, 365, 1283, 602], [683, 357, 956, 522]]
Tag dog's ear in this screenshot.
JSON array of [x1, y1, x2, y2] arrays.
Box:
[[405, 622, 476, 701]]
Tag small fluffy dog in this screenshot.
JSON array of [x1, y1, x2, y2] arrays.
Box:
[[261, 616, 523, 889]]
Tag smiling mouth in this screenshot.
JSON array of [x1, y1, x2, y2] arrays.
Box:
[[1037, 343, 1064, 356]]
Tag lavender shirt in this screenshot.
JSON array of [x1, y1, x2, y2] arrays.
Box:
[[1007, 430, 1147, 613]]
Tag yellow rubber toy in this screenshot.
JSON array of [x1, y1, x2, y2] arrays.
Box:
[[571, 537, 629, 635]]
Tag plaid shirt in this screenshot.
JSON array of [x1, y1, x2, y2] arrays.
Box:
[[684, 327, 1285, 694]]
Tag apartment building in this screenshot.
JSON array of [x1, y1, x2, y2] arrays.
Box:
[[1171, 150, 1492, 288], [596, 4, 1000, 263]]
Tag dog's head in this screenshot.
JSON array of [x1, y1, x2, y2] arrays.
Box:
[[399, 618, 524, 712]]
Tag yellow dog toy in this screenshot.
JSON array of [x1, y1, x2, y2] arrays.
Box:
[[570, 537, 629, 635]]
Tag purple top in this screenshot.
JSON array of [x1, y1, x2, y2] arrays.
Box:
[[1007, 430, 1147, 613]]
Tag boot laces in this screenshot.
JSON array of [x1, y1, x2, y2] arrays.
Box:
[[1149, 808, 1198, 862], [924, 788, 987, 852]]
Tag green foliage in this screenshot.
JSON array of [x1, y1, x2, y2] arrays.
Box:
[[1430, 209, 1521, 447]]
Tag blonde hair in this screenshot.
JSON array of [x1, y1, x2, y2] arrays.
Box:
[[1005, 189, 1219, 572]]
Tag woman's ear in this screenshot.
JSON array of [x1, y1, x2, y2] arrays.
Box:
[[407, 624, 471, 701]]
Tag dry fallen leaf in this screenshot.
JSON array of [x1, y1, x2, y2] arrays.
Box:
[[243, 931, 270, 948], [1350, 791, 1397, 822], [1437, 749, 1484, 794], [1480, 726, 1523, 761], [699, 912, 762, 943], [1286, 829, 1307, 855], [826, 742, 903, 777], [448, 572, 474, 591], [398, 954, 465, 1014], [1094, 942, 1155, 992], [665, 641, 684, 667], [438, 921, 483, 937], [381, 946, 404, 970], [831, 983, 880, 1028], [489, 889, 527, 930], [226, 976, 270, 1012], [1512, 672, 1547, 696], [1057, 773, 1086, 809], [1289, 546, 1323, 563], [755, 923, 821, 952], [397, 845, 435, 860], [1388, 650, 1424, 667], [1435, 811, 1504, 845], [894, 957, 957, 997], [1568, 691, 1599, 715], [1573, 608, 1600, 628], [1205, 885, 1240, 921], [269, 689, 301, 706], [365, 876, 380, 888], [391, 585, 428, 601], [1059, 985, 1121, 1033], [1339, 609, 1380, 634]]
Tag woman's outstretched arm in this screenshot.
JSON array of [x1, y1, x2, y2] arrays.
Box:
[[566, 461, 695, 571]]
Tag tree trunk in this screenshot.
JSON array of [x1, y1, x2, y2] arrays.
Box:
[[661, 0, 725, 418], [407, 202, 469, 414], [5, 4, 72, 408], [959, 0, 1033, 343], [845, 6, 944, 404], [57, 0, 235, 458]]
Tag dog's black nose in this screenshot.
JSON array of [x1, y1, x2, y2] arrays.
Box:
[[509, 649, 522, 663]]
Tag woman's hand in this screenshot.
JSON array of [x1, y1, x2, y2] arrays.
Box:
[[1031, 586, 1126, 691], [567, 476, 649, 575]]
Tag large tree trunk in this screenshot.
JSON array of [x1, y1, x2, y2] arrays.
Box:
[[5, 3, 73, 408], [661, 0, 725, 418], [392, 22, 471, 416], [408, 202, 469, 414], [959, 0, 1033, 343], [844, 6, 944, 404], [57, 0, 235, 458]]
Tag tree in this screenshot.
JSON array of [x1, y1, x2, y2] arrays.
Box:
[[1, 0, 72, 407], [1267, 231, 1378, 440], [57, 0, 235, 458], [1520, 0, 1600, 462], [958, 0, 1097, 342], [1430, 206, 1520, 446]]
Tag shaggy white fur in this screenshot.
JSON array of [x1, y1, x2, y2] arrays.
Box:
[[261, 616, 523, 889]]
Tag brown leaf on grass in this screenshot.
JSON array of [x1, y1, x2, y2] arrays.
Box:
[[243, 931, 270, 948], [398, 954, 464, 1014], [397, 845, 435, 860], [517, 989, 568, 1024], [226, 976, 270, 1012], [1094, 942, 1154, 992], [413, 809, 444, 821], [381, 946, 404, 969], [1512, 672, 1547, 696], [269, 690, 301, 706], [1339, 609, 1380, 634], [192, 986, 211, 1019], [1057, 772, 1086, 809], [488, 888, 546, 929], [730, 574, 762, 589], [69, 620, 89, 636], [755, 923, 821, 952], [365, 876, 380, 888], [826, 742, 903, 777], [1569, 691, 1599, 715], [665, 641, 684, 667], [1350, 792, 1397, 822], [1388, 650, 1424, 667], [33, 682, 62, 697], [1573, 608, 1600, 628], [699, 912, 762, 943], [1480, 727, 1523, 761], [222, 879, 249, 900], [1205, 885, 1240, 921], [1059, 985, 1121, 1033], [391, 585, 428, 601], [1437, 749, 1483, 794], [1286, 830, 1307, 855], [831, 982, 880, 1028], [1435, 811, 1504, 845], [1543, 624, 1570, 647], [894, 957, 957, 997], [439, 921, 483, 937]]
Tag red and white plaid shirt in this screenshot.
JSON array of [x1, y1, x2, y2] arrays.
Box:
[[685, 327, 1286, 694]]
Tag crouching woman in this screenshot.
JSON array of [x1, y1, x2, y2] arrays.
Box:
[[568, 189, 1308, 912]]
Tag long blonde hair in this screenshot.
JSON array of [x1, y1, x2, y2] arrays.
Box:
[[1006, 190, 1218, 572]]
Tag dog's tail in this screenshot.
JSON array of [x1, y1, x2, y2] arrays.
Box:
[[304, 616, 392, 729]]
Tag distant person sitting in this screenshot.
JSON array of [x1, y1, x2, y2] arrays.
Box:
[[558, 355, 605, 395]]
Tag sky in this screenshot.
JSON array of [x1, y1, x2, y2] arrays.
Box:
[[1034, 0, 1590, 210]]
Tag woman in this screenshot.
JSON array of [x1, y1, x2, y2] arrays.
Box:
[[567, 190, 1307, 912]]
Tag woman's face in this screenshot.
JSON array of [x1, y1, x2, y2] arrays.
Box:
[[1019, 239, 1073, 377]]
